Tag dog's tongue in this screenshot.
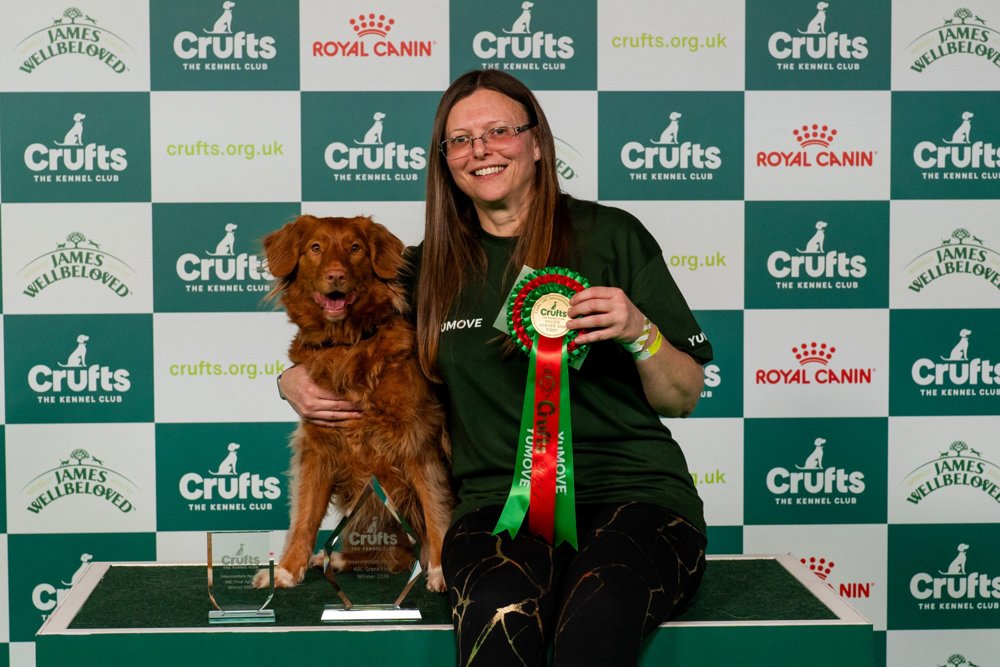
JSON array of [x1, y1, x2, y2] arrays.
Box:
[[313, 291, 357, 316]]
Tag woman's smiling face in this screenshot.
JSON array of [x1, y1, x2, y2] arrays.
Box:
[[443, 88, 540, 224]]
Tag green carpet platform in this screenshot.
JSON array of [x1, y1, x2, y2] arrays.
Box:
[[36, 555, 872, 666]]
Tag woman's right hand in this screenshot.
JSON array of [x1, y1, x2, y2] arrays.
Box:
[[278, 364, 362, 427]]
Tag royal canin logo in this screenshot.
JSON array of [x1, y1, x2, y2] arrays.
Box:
[[313, 12, 434, 58], [756, 123, 875, 168], [755, 341, 874, 385], [801, 556, 874, 599]]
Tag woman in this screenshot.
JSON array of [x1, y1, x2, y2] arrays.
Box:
[[281, 70, 712, 666]]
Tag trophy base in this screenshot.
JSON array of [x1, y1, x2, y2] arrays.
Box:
[[208, 609, 276, 625], [321, 604, 421, 623]]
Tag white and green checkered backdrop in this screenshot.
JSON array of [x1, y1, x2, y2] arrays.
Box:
[[1, 1, 998, 665]]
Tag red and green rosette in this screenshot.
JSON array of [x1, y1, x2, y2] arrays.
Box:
[[494, 267, 590, 549]]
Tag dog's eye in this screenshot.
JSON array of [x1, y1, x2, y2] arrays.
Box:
[[309, 242, 321, 253], [350, 243, 362, 254]]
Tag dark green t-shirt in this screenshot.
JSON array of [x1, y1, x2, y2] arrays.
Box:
[[410, 196, 712, 535]]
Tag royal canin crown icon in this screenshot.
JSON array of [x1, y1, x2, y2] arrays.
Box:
[[349, 13, 395, 38], [792, 124, 838, 148], [792, 342, 836, 365]]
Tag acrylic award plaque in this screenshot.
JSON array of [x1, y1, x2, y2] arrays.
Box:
[[207, 530, 275, 624], [321, 476, 423, 622]]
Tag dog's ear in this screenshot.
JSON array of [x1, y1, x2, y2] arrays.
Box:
[[264, 216, 313, 278], [364, 217, 405, 280]]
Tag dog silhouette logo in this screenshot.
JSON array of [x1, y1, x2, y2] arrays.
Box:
[[58, 334, 90, 368], [650, 112, 683, 145], [796, 437, 826, 470], [207, 223, 238, 256], [55, 112, 86, 147], [940, 543, 970, 575], [210, 443, 240, 476], [941, 329, 972, 361], [798, 2, 830, 35], [504, 1, 534, 34], [204, 1, 236, 35], [943, 111, 974, 145], [61, 553, 94, 587], [354, 111, 387, 145], [796, 221, 828, 253]]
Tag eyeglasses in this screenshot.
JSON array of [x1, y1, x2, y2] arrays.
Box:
[[439, 122, 537, 159]]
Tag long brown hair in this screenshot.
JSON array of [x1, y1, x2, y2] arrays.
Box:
[[416, 70, 570, 381]]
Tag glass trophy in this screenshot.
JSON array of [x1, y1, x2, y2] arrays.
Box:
[[321, 476, 423, 622], [207, 530, 275, 624]]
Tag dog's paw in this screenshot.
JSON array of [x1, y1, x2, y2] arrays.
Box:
[[425, 566, 446, 593], [253, 566, 298, 589], [308, 551, 326, 570]]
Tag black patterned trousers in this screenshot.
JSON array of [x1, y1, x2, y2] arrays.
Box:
[[442, 502, 707, 667]]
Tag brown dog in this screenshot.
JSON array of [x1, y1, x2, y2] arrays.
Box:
[[256, 214, 451, 592]]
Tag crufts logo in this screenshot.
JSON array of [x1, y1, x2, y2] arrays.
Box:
[[472, 0, 575, 66], [32, 553, 93, 618], [767, 220, 867, 289], [910, 543, 1000, 609], [912, 111, 1000, 177], [17, 7, 129, 74], [620, 111, 722, 179], [755, 341, 873, 385], [312, 12, 434, 58], [20, 231, 134, 298], [767, 2, 869, 66], [179, 442, 281, 511], [23, 449, 136, 514], [23, 112, 128, 180], [347, 515, 400, 548], [766, 437, 866, 502], [908, 7, 1000, 73], [220, 542, 261, 566], [323, 111, 426, 178], [911, 329, 1000, 395], [756, 123, 874, 168], [904, 440, 1000, 506], [27, 334, 131, 401], [175, 222, 271, 293], [173, 1, 276, 63], [905, 227, 1000, 294]]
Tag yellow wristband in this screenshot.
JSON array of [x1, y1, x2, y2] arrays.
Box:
[[635, 328, 663, 361]]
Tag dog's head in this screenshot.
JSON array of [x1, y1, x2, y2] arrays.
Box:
[[224, 223, 238, 232], [959, 328, 972, 338], [669, 111, 682, 121], [222, 1, 235, 10], [76, 334, 90, 344], [72, 113, 86, 122], [264, 215, 406, 332], [956, 543, 969, 553], [372, 112, 386, 122], [815, 220, 828, 230], [961, 111, 974, 121], [227, 442, 240, 452], [521, 1, 534, 9], [814, 438, 826, 448], [816, 2, 829, 10]]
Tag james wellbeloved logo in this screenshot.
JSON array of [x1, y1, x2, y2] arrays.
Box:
[[745, 418, 886, 525], [302, 92, 437, 201], [932, 654, 988, 667], [904, 227, 1000, 294], [156, 424, 290, 530], [15, 7, 131, 75], [22, 449, 137, 515], [756, 122, 876, 168], [891, 309, 1000, 416], [151, 0, 298, 90], [746, 0, 888, 89], [906, 7, 1000, 74], [18, 231, 135, 299], [599, 93, 743, 200], [450, 0, 595, 89], [904, 440, 1000, 507], [754, 341, 874, 386], [312, 12, 434, 58], [0, 93, 150, 203], [153, 203, 294, 312]]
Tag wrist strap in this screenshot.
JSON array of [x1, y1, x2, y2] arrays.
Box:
[[635, 328, 663, 361], [622, 317, 652, 355]]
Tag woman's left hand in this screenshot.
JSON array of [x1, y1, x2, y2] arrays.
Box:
[[565, 286, 645, 346]]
